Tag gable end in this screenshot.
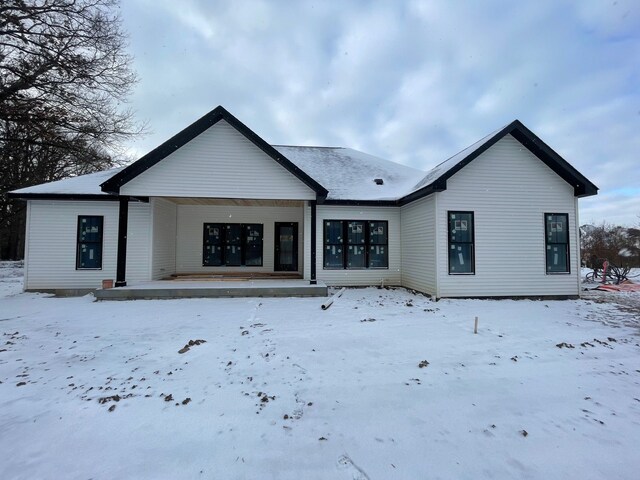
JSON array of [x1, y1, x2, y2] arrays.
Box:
[[100, 106, 328, 199], [400, 120, 598, 205]]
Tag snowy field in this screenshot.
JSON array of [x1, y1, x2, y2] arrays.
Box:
[[1, 262, 639, 480]]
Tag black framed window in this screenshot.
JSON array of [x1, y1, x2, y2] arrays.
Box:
[[545, 213, 569, 273], [203, 223, 263, 267], [448, 211, 474, 274], [323, 220, 388, 269], [77, 216, 103, 269]]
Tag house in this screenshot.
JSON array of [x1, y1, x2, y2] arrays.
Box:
[[9, 106, 598, 299]]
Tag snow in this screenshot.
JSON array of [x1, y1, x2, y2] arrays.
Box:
[[9, 127, 512, 202], [1, 262, 640, 479], [274, 146, 423, 201], [10, 167, 123, 196], [409, 124, 505, 194]]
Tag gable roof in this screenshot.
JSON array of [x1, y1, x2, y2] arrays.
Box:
[[9, 168, 123, 201], [100, 106, 328, 199], [273, 146, 423, 202], [9, 113, 598, 204], [401, 119, 599, 204]]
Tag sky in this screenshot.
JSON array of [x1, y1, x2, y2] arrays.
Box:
[[119, 0, 639, 226]]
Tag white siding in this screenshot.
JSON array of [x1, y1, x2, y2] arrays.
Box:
[[25, 200, 150, 290], [126, 202, 151, 285], [120, 120, 316, 200], [315, 205, 401, 286], [436, 134, 580, 297], [151, 198, 177, 280], [400, 195, 436, 295], [175, 204, 304, 274]]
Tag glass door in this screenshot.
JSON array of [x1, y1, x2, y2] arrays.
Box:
[[274, 222, 298, 271]]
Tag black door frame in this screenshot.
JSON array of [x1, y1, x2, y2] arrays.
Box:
[[274, 222, 298, 271]]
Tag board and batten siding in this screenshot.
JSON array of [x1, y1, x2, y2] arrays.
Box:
[[120, 120, 316, 200], [436, 134, 580, 298], [400, 195, 437, 296], [151, 198, 177, 280], [175, 204, 304, 274], [315, 205, 401, 286], [24, 200, 150, 290]]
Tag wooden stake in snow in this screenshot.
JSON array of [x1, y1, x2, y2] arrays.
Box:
[[474, 316, 479, 334], [321, 287, 346, 310]]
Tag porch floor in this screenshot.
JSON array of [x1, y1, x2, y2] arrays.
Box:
[[94, 279, 327, 300]]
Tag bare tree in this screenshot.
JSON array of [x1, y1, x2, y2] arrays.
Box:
[[0, 0, 144, 258], [581, 223, 640, 269]]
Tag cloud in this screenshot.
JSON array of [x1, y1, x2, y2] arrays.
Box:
[[121, 0, 640, 225]]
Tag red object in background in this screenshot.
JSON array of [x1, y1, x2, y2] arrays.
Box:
[[602, 260, 609, 283]]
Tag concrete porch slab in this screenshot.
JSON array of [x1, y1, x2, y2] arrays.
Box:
[[94, 279, 328, 300]]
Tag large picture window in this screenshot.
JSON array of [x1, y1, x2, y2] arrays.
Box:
[[77, 216, 103, 269], [203, 223, 263, 267], [545, 213, 569, 273], [448, 211, 474, 274], [323, 220, 388, 269]]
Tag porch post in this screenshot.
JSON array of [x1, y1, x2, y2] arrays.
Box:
[[115, 196, 129, 287], [310, 200, 317, 284]]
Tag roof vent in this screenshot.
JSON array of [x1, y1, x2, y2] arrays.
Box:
[[374, 178, 384, 185]]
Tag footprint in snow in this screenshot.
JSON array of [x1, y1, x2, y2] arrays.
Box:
[[337, 454, 370, 480]]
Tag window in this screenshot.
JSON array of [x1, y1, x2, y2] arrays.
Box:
[[77, 216, 103, 269], [448, 211, 474, 274], [323, 220, 388, 269], [203, 223, 263, 267], [545, 213, 569, 273]]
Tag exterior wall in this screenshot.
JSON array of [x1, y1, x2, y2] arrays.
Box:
[[400, 195, 437, 296], [436, 134, 580, 297], [315, 205, 401, 286], [151, 198, 177, 280], [120, 120, 316, 200], [175, 204, 304, 274], [24, 200, 150, 290]]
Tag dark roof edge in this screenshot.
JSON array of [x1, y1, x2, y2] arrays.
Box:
[[322, 199, 398, 206], [399, 119, 599, 205], [7, 192, 148, 202], [100, 106, 329, 198], [508, 121, 598, 198]]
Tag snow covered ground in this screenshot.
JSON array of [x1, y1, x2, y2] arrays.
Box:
[[1, 262, 639, 480]]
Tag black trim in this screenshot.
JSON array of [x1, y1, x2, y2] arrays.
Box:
[[399, 119, 598, 205], [76, 216, 104, 270], [274, 222, 298, 272], [7, 192, 149, 202], [202, 223, 264, 267], [323, 220, 389, 270], [322, 199, 398, 206], [100, 106, 329, 198], [115, 197, 129, 287], [310, 201, 317, 284], [544, 213, 570, 274], [9, 193, 117, 201], [447, 211, 475, 275]]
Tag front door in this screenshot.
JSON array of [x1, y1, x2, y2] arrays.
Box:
[[274, 222, 298, 271]]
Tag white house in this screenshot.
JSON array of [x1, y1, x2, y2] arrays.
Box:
[[9, 106, 598, 299]]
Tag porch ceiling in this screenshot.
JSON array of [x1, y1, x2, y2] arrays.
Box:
[[164, 197, 304, 207]]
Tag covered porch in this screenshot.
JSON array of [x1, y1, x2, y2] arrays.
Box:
[[112, 196, 321, 297]]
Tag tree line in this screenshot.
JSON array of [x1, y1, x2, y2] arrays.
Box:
[[0, 0, 143, 259], [581, 222, 640, 269]]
